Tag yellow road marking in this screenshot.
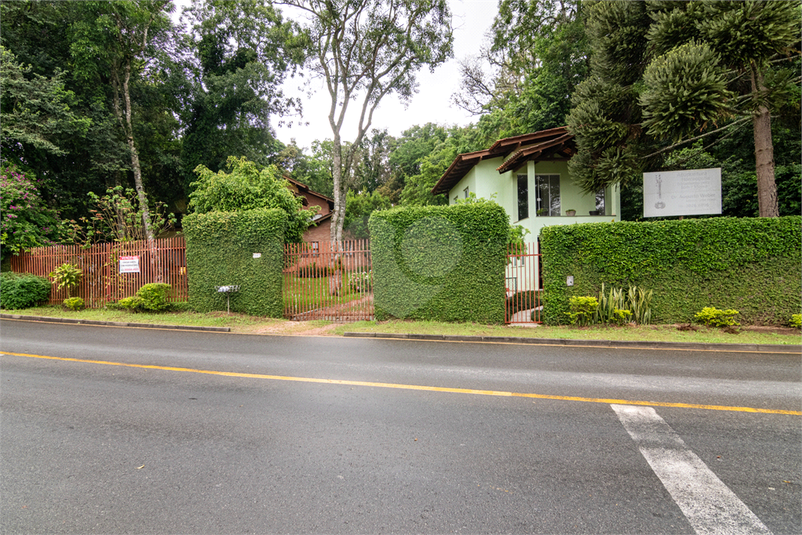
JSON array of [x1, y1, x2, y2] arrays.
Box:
[[2, 350, 800, 415]]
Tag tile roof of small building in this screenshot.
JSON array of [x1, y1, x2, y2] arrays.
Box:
[[431, 126, 575, 195]]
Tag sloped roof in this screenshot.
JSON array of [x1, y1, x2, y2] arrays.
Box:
[[431, 126, 575, 195]]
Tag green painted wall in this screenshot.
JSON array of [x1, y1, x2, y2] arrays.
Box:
[[448, 156, 621, 239]]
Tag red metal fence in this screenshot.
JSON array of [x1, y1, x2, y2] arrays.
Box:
[[283, 239, 373, 321], [505, 241, 542, 324], [9, 237, 188, 307]]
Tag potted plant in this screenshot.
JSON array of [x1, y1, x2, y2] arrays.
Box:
[[565, 209, 576, 216], [537, 208, 548, 217]]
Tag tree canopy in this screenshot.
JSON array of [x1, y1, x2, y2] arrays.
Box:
[[567, 0, 801, 217]]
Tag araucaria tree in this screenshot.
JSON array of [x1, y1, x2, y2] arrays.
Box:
[[277, 0, 453, 241], [568, 0, 801, 217]]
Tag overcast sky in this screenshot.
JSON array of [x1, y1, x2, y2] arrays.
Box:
[[273, 0, 498, 149]]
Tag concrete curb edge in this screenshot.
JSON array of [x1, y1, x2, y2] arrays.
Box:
[[0, 314, 231, 333], [342, 331, 802, 353]]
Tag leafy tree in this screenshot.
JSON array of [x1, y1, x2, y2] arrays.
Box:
[[65, 186, 176, 245], [352, 129, 397, 194], [453, 0, 589, 138], [277, 0, 454, 242], [276, 139, 336, 197], [568, 0, 801, 217], [399, 124, 486, 206], [69, 0, 175, 241], [179, 0, 307, 189], [0, 164, 66, 260], [0, 46, 90, 160], [188, 156, 317, 243], [343, 190, 391, 239]]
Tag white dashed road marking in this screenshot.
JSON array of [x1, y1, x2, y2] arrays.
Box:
[[612, 404, 772, 535]]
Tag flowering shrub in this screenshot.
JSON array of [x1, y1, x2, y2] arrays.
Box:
[[0, 164, 65, 259]]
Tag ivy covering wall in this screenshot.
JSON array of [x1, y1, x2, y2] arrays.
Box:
[[540, 216, 801, 325], [183, 209, 287, 317], [370, 203, 508, 323]]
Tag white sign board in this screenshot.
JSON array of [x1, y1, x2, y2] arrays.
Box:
[[119, 255, 140, 274], [643, 168, 721, 218]]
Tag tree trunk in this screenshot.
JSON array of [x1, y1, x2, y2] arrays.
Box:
[[751, 64, 778, 217], [330, 135, 343, 243], [122, 63, 161, 280]]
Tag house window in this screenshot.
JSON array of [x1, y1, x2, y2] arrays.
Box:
[[596, 188, 606, 215], [463, 187, 469, 198], [517, 174, 529, 221], [535, 174, 560, 216], [311, 241, 319, 258]]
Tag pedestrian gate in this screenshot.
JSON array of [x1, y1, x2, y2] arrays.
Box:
[[505, 241, 542, 324]]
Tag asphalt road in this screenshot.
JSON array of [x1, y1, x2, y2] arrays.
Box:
[[1, 319, 800, 534]]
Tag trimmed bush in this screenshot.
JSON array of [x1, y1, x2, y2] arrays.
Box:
[[0, 272, 51, 309], [118, 296, 144, 312], [136, 283, 171, 311], [63, 297, 85, 311], [370, 203, 508, 323], [183, 208, 287, 317], [540, 216, 801, 325], [694, 307, 740, 327]]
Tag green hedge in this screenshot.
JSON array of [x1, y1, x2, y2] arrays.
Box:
[[369, 203, 508, 323], [0, 272, 51, 309], [540, 216, 801, 325], [183, 209, 287, 317]]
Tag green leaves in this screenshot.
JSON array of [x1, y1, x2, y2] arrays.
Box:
[[189, 156, 315, 243], [370, 203, 507, 323], [641, 42, 734, 142], [540, 216, 801, 325], [183, 208, 287, 316]]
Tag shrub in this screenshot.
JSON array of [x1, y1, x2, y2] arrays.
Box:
[[789, 314, 801, 329], [566, 296, 599, 326], [63, 297, 85, 311], [183, 209, 287, 317], [118, 296, 144, 312], [49, 263, 82, 298], [595, 283, 653, 325], [136, 283, 172, 311], [0, 272, 51, 309], [694, 307, 740, 327], [540, 216, 801, 325], [370, 203, 508, 324]]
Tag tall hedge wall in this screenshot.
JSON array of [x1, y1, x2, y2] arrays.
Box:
[[369, 203, 508, 323], [540, 216, 801, 325], [183, 209, 287, 317]]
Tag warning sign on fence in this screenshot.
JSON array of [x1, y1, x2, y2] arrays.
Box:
[[119, 256, 140, 274]]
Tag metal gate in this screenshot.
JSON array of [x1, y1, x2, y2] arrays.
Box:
[[505, 241, 542, 324], [283, 239, 374, 322]]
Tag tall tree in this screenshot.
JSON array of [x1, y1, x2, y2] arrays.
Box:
[[568, 0, 801, 217], [70, 0, 174, 241], [276, 0, 453, 242], [179, 0, 306, 190], [453, 0, 589, 138]]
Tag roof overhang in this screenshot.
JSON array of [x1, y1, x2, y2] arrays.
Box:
[[431, 126, 575, 195]]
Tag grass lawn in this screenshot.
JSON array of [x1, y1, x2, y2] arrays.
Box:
[[3, 305, 800, 346]]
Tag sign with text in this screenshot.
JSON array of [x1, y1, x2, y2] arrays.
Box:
[[119, 255, 140, 274], [643, 168, 721, 218]]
